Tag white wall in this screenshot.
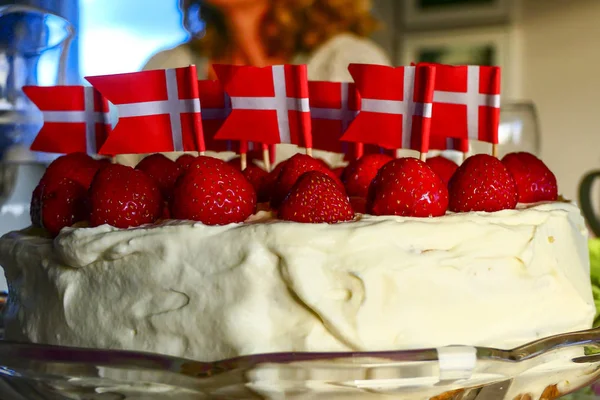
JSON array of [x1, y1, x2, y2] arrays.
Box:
[[374, 0, 600, 202], [519, 0, 600, 202]]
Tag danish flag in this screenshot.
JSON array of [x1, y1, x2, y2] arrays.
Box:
[[429, 135, 470, 153], [23, 85, 111, 155], [86, 65, 203, 155], [426, 64, 501, 144], [198, 79, 231, 152], [197, 79, 274, 163], [212, 64, 312, 148], [340, 64, 436, 153], [308, 81, 359, 154]]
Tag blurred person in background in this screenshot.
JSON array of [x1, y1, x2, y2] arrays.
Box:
[[144, 0, 391, 80]]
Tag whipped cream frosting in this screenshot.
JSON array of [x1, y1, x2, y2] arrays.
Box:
[[0, 202, 594, 362]]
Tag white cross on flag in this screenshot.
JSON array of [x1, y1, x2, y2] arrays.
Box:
[[85, 65, 204, 155], [197, 79, 270, 160], [23, 85, 111, 155], [340, 64, 436, 153], [427, 64, 501, 144], [308, 80, 360, 154], [197, 79, 232, 152], [212, 64, 312, 148]]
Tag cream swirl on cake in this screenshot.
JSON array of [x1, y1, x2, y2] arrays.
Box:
[[0, 202, 593, 362]]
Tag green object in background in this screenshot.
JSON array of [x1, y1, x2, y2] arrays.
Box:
[[560, 240, 600, 398], [590, 239, 600, 327]]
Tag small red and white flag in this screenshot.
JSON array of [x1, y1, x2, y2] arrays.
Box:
[[198, 79, 231, 152], [197, 79, 275, 163], [429, 135, 470, 153], [309, 80, 359, 154], [425, 64, 501, 144], [86, 65, 203, 155], [23, 85, 111, 155], [340, 64, 436, 153], [212, 64, 312, 148]]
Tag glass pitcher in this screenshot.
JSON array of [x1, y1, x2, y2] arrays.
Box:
[[0, 5, 74, 294], [0, 4, 75, 162]]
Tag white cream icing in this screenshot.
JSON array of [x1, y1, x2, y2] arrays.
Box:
[[0, 202, 594, 362]]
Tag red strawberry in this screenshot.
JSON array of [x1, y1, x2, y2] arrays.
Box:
[[279, 171, 354, 223], [270, 154, 342, 208], [242, 164, 270, 203], [349, 196, 367, 214], [316, 158, 332, 169], [171, 156, 256, 225], [160, 202, 171, 220], [449, 154, 518, 212], [89, 164, 163, 228], [32, 178, 89, 237], [426, 156, 459, 186], [227, 155, 261, 170], [176, 154, 196, 171], [227, 157, 245, 170], [501, 152, 558, 203], [43, 152, 103, 188], [136, 153, 182, 200], [367, 158, 448, 217], [332, 167, 345, 179], [30, 182, 45, 227], [343, 153, 393, 198], [262, 160, 287, 203], [97, 158, 113, 167]]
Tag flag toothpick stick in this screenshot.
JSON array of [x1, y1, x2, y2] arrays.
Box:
[[262, 147, 271, 172], [306, 147, 313, 157], [240, 152, 248, 171], [492, 143, 498, 158], [419, 152, 427, 162]]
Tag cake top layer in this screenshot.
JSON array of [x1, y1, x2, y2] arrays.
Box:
[[2, 201, 585, 271], [0, 201, 594, 360], [28, 149, 560, 239]]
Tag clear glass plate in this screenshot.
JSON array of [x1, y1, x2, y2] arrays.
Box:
[[1, 329, 600, 399]]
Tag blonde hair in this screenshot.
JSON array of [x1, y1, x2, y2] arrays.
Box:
[[181, 0, 380, 60]]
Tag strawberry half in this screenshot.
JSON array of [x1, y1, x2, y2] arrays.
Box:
[[501, 152, 558, 203], [332, 166, 345, 180], [32, 178, 89, 237], [367, 157, 448, 217], [242, 164, 270, 203], [278, 171, 354, 223], [43, 152, 104, 189], [349, 196, 367, 214], [262, 160, 287, 205], [89, 164, 163, 228], [176, 154, 196, 171], [343, 153, 393, 198], [449, 154, 518, 212], [270, 154, 342, 208], [171, 156, 256, 225], [426, 156, 459, 186], [136, 153, 182, 200], [30, 182, 44, 227]]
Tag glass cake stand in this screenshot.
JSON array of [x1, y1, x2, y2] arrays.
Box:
[[1, 329, 600, 399]]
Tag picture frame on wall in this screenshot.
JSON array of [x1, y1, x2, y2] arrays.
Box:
[[402, 0, 513, 31], [400, 27, 521, 98]]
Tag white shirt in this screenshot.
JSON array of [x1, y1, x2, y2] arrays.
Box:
[[143, 33, 391, 81]]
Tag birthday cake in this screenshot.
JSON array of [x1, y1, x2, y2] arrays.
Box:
[[0, 63, 595, 363], [0, 149, 595, 362]]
